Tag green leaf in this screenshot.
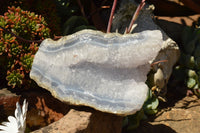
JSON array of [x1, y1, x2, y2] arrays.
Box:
[[146, 97, 159, 110], [187, 69, 198, 79], [187, 78, 196, 89], [144, 109, 158, 115], [143, 97, 159, 115], [151, 98, 159, 109], [63, 16, 89, 35], [126, 110, 144, 130]]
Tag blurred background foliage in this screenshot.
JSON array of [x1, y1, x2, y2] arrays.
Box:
[[170, 21, 200, 97], [0, 0, 112, 35]]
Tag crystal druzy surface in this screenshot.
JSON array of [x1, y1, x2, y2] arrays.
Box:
[[30, 29, 162, 115]]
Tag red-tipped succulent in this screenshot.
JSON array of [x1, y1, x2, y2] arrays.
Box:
[[0, 6, 50, 88]]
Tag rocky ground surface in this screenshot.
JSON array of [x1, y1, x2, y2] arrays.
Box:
[[0, 87, 200, 133], [133, 95, 200, 133]]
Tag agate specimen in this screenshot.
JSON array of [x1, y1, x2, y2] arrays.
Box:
[[30, 29, 162, 115]]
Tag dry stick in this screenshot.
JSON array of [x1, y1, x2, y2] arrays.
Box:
[[126, 0, 146, 34], [0, 25, 43, 43], [107, 0, 117, 33], [151, 60, 168, 67], [76, 0, 86, 18]]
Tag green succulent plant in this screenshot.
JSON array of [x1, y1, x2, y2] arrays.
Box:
[[124, 109, 145, 131], [171, 25, 200, 97], [6, 70, 24, 88], [0, 6, 50, 88], [20, 54, 34, 72], [123, 88, 159, 131], [143, 97, 159, 115]]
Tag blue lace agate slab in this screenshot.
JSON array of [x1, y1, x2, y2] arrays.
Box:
[[30, 29, 162, 115]]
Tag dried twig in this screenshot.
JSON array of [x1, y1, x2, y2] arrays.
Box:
[[151, 60, 168, 67], [126, 0, 146, 34], [107, 0, 117, 33], [0, 25, 43, 43], [76, 0, 86, 18]]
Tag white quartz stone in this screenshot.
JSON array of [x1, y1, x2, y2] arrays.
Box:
[[30, 29, 162, 115]]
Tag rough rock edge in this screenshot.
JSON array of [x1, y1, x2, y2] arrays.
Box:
[[112, 0, 180, 97]]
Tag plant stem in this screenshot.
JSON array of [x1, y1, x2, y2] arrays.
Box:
[[0, 25, 43, 43], [76, 0, 86, 18], [107, 0, 117, 33], [126, 0, 145, 34], [151, 60, 168, 67]]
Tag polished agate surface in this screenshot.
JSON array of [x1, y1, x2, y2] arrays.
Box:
[[30, 29, 162, 115]]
